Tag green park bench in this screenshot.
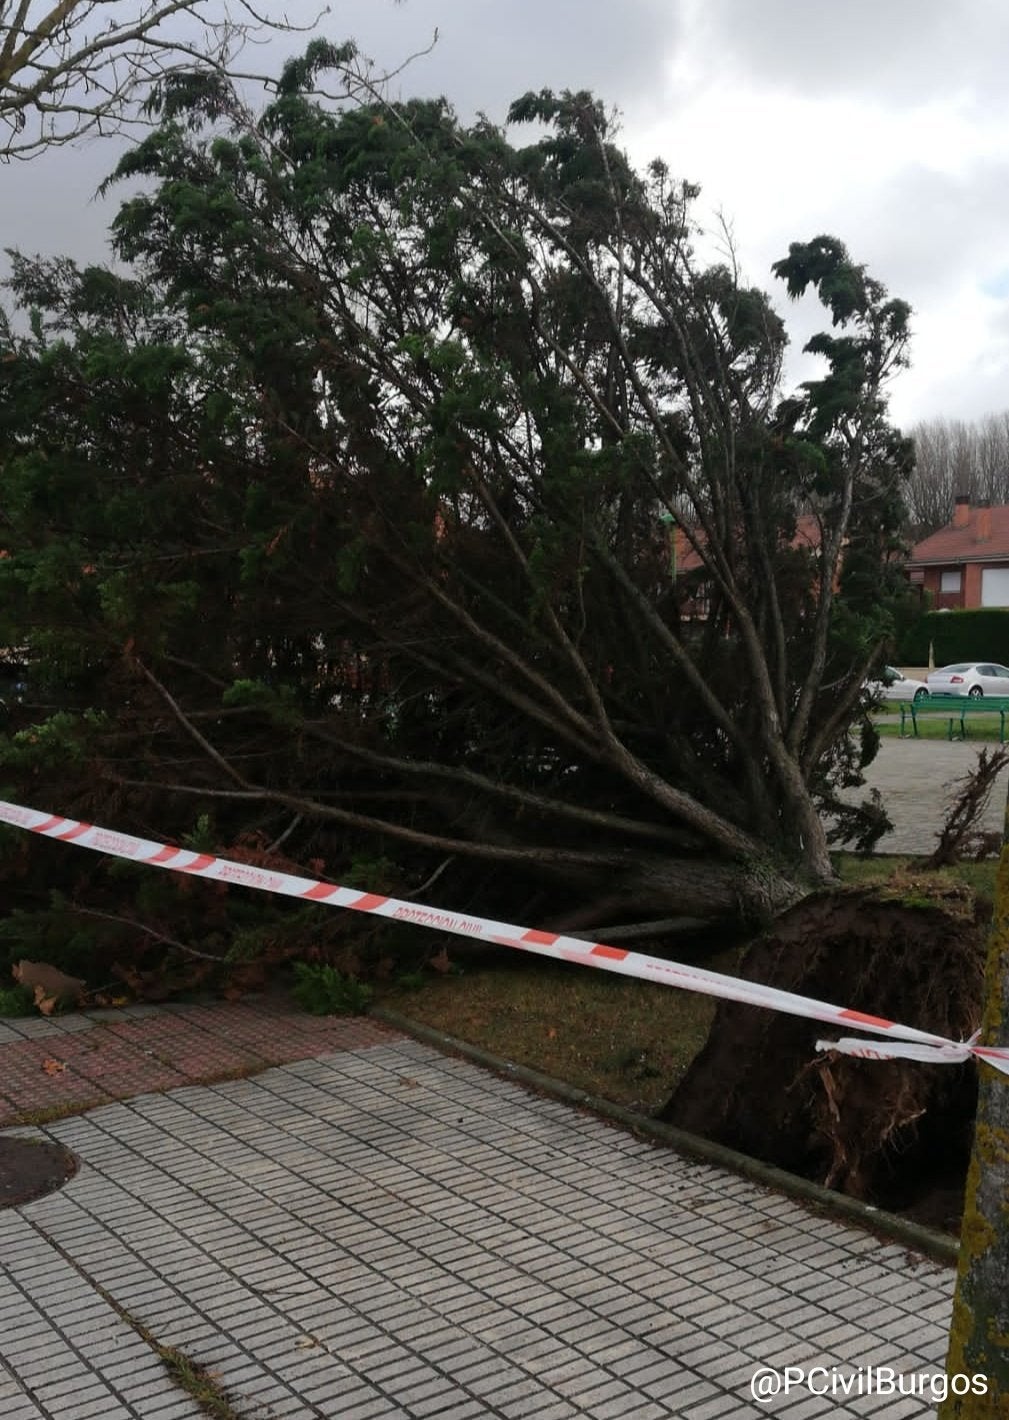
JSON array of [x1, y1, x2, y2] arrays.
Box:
[[899, 696, 1009, 742]]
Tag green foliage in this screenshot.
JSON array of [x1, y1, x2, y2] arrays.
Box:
[[221, 905, 327, 965], [0, 49, 916, 953], [0, 710, 107, 775], [0, 983, 35, 1017], [291, 961, 373, 1016], [223, 923, 277, 964], [0, 904, 99, 982], [346, 855, 398, 894], [221, 680, 301, 728], [182, 814, 216, 854], [898, 609, 1009, 666]]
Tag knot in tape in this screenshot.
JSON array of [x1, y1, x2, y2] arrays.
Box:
[[817, 1032, 1009, 1076]]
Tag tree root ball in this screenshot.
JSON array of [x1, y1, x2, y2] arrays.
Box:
[[660, 881, 987, 1232]]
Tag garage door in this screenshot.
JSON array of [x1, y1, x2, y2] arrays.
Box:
[[981, 568, 1009, 606]]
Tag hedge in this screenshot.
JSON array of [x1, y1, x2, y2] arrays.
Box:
[[897, 608, 1009, 666]]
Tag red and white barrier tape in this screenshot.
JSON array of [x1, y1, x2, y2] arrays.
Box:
[[1, 797, 1006, 1075]]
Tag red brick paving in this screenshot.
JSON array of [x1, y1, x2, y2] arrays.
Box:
[[0, 997, 400, 1126]]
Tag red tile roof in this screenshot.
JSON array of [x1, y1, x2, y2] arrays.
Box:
[[909, 506, 1009, 565]]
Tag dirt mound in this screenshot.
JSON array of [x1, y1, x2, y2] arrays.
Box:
[[661, 881, 987, 1232]]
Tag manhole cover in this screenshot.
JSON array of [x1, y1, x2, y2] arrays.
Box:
[[0, 1137, 78, 1208]]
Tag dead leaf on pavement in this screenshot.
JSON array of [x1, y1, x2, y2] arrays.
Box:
[[41, 1058, 66, 1075]]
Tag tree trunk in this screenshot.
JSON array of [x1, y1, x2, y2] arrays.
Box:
[[609, 852, 807, 925], [939, 802, 1009, 1418]]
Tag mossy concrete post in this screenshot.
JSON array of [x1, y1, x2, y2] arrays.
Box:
[[939, 802, 1009, 1418]]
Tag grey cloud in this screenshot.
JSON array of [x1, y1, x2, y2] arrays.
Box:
[[710, 153, 1009, 422], [1, 0, 678, 272], [2, 0, 1007, 426], [902, 349, 1009, 427], [1, 143, 126, 270], [693, 0, 1009, 105], [854, 162, 1009, 293], [312, 0, 678, 121]]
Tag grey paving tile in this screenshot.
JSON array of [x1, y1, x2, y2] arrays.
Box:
[[2, 1018, 65, 1038], [65, 1395, 144, 1420], [2, 1035, 958, 1420], [685, 1397, 747, 1420], [776, 1395, 844, 1418]]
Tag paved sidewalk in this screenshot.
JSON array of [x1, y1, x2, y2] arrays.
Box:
[[835, 734, 1009, 854], [2, 1009, 956, 1419], [0, 996, 394, 1127]]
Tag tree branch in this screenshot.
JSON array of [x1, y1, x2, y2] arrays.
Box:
[[71, 904, 226, 962]]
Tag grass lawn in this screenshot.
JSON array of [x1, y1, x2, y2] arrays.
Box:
[[374, 856, 996, 1115], [832, 852, 997, 899], [376, 951, 737, 1116], [874, 715, 1004, 749]]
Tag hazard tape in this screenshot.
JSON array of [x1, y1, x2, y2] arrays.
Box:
[[1, 797, 1006, 1076]]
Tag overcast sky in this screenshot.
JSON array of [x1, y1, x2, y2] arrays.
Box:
[[3, 0, 1008, 429]]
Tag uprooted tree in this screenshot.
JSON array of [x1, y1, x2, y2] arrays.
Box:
[[0, 55, 916, 976]]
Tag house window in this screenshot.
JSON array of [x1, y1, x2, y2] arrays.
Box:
[[981, 568, 1009, 606], [940, 570, 962, 593]]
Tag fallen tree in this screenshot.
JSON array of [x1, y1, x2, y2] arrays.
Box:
[[0, 58, 915, 967]]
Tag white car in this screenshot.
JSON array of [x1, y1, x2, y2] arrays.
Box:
[[926, 662, 1009, 698], [866, 666, 930, 702]]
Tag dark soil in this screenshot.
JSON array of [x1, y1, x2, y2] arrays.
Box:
[[661, 879, 987, 1235], [0, 1136, 78, 1208]]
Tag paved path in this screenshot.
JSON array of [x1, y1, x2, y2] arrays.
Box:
[[834, 734, 1009, 855], [2, 1007, 956, 1419], [3, 750, 990, 1420], [0, 997, 392, 1128]]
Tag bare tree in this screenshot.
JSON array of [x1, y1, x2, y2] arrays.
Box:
[[907, 412, 1009, 535], [0, 1, 344, 155]]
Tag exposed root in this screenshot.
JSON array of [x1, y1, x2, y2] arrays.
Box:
[[661, 884, 986, 1228]]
